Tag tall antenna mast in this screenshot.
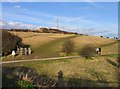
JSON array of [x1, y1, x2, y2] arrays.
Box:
[[56, 18, 59, 29]]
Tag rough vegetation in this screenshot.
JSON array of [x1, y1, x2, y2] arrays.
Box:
[[2, 30, 22, 56], [7, 28, 79, 35], [62, 39, 74, 54], [2, 66, 56, 88], [3, 57, 118, 87], [79, 45, 96, 59]]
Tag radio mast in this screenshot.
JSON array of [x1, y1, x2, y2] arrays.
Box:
[[56, 18, 59, 29]]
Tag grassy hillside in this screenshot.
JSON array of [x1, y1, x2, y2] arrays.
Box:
[[5, 32, 76, 60], [4, 31, 118, 60], [71, 36, 118, 55], [9, 32, 73, 48], [3, 57, 118, 87], [3, 32, 119, 87]]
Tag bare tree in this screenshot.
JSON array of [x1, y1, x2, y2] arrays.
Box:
[[79, 45, 96, 59], [62, 40, 74, 54]]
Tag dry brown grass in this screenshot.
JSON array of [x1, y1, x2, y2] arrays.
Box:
[[8, 32, 118, 57], [102, 42, 118, 55], [71, 35, 118, 55], [10, 32, 73, 48], [72, 36, 115, 48], [9, 31, 35, 38]]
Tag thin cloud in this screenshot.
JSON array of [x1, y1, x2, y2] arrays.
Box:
[[87, 2, 103, 9], [0, 20, 118, 37], [14, 5, 28, 11], [2, 0, 21, 2], [3, 10, 86, 28], [14, 5, 21, 8], [1, 20, 40, 30], [54, 16, 86, 23]]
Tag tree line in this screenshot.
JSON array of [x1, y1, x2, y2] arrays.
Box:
[[2, 30, 22, 56]]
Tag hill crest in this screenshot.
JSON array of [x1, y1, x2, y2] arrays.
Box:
[[3, 28, 79, 35]]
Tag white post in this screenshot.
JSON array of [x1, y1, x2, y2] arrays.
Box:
[[12, 50, 15, 57], [28, 47, 31, 55]]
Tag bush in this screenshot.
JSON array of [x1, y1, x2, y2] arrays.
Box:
[[2, 30, 22, 56], [17, 80, 35, 89], [62, 39, 74, 54], [79, 45, 96, 59]]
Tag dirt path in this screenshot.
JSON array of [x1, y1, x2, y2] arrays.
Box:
[[1, 56, 81, 64]]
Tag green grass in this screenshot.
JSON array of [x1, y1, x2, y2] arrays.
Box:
[[27, 35, 77, 58], [101, 54, 119, 58], [28, 58, 71, 64], [3, 57, 118, 87]]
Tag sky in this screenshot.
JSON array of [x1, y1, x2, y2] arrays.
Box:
[[0, 2, 118, 37]]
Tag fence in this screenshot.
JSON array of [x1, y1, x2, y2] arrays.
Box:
[[17, 47, 31, 55]]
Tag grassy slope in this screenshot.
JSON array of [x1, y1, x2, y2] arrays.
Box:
[[6, 32, 118, 59], [18, 32, 118, 56], [3, 32, 119, 87], [27, 35, 77, 59], [3, 32, 118, 60], [101, 40, 118, 55], [72, 35, 118, 55], [3, 57, 118, 87], [5, 32, 76, 60]]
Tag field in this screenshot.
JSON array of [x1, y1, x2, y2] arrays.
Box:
[[4, 32, 76, 60], [3, 57, 118, 87], [72, 35, 118, 55], [4, 32, 118, 60], [2, 32, 119, 87]]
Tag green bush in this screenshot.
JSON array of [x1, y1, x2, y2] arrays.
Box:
[[17, 80, 35, 89], [79, 45, 96, 59], [62, 39, 74, 54]]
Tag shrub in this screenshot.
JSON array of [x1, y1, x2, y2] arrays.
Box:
[[17, 80, 35, 89], [79, 45, 96, 59], [2, 30, 22, 56], [62, 39, 74, 54]]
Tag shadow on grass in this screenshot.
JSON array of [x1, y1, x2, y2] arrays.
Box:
[[30, 35, 77, 59], [66, 77, 118, 88], [106, 58, 119, 67], [2, 66, 118, 88], [2, 66, 56, 88], [66, 69, 118, 87]]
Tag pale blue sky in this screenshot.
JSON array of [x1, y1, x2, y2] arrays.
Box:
[[1, 2, 118, 37]]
